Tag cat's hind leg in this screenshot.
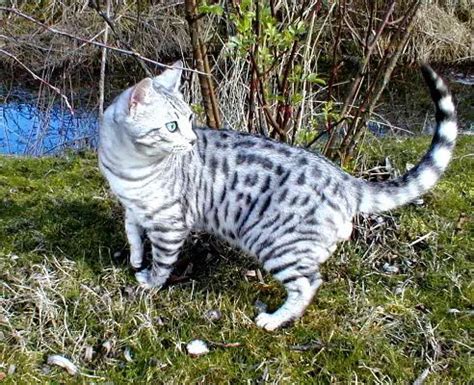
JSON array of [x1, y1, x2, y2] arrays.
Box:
[[255, 249, 326, 331], [125, 209, 145, 269]]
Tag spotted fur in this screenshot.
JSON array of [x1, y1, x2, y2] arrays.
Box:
[[99, 62, 457, 330]]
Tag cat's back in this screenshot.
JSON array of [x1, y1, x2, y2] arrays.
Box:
[[194, 126, 353, 186], [193, 127, 360, 218]]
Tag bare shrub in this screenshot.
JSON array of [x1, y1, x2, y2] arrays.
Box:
[[0, 1, 471, 157]]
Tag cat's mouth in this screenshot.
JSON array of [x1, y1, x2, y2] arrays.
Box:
[[171, 144, 193, 153], [134, 140, 155, 148], [133, 138, 192, 154]]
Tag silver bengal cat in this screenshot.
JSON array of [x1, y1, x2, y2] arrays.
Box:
[[99, 62, 457, 330]]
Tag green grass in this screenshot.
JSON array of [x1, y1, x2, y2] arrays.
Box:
[[0, 137, 473, 384]]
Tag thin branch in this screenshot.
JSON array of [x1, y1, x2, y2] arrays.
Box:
[[185, 0, 221, 128], [99, 0, 111, 121], [369, 2, 420, 112], [341, 1, 421, 163], [88, 0, 152, 77], [322, 0, 346, 157], [305, 129, 328, 148], [248, 54, 287, 137], [0, 6, 208, 76], [294, 0, 332, 141], [0, 48, 74, 114], [334, 0, 396, 157]]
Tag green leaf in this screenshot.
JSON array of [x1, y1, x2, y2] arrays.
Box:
[[198, 4, 224, 16], [306, 73, 326, 85]]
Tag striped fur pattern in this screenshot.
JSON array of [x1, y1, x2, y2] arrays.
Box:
[[99, 62, 457, 331]]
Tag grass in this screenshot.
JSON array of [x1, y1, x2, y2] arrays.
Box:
[[0, 137, 473, 384]]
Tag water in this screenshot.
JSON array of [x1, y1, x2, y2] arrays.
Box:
[[0, 89, 98, 156]]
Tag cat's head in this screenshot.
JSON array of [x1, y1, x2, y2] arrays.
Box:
[[108, 61, 197, 156]]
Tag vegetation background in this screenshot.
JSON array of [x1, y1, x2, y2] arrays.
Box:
[[0, 0, 472, 157], [0, 0, 473, 383]]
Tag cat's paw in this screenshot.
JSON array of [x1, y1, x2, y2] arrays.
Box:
[[135, 269, 166, 289], [255, 312, 284, 331], [135, 270, 153, 289], [130, 254, 143, 269]]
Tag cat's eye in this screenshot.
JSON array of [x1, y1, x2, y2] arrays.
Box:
[[166, 121, 178, 132], [189, 113, 193, 122]]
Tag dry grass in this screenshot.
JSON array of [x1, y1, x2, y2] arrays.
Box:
[[0, 136, 472, 383], [0, 1, 190, 74], [409, 3, 473, 63]]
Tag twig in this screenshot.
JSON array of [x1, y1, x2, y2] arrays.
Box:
[[295, 1, 333, 137], [340, 1, 396, 130], [343, 1, 421, 160], [208, 341, 241, 348], [250, 54, 287, 137], [276, 39, 299, 137], [412, 368, 430, 385], [322, 0, 346, 157], [457, 153, 474, 160], [328, 0, 396, 157], [369, 1, 421, 113], [0, 7, 208, 76], [89, 0, 152, 77], [185, 0, 221, 128], [305, 129, 329, 148], [99, 0, 111, 121], [246, 0, 260, 133], [407, 231, 433, 247], [0, 48, 74, 114]]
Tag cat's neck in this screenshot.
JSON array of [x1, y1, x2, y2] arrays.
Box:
[[99, 118, 160, 168]]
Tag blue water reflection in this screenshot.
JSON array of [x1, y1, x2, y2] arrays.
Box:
[[0, 90, 98, 155]]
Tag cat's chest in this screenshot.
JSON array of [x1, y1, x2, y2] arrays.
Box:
[[122, 191, 184, 230], [119, 178, 187, 225]]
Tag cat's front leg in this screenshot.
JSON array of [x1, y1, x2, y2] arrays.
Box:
[[125, 209, 144, 268], [135, 226, 188, 289]]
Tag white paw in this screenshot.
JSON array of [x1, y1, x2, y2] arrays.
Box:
[[130, 254, 143, 269], [135, 269, 168, 289], [255, 312, 284, 331], [135, 270, 154, 289]]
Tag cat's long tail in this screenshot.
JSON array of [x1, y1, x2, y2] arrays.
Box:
[[357, 64, 458, 214]]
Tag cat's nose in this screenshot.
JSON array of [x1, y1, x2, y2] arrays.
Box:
[[190, 138, 197, 146]]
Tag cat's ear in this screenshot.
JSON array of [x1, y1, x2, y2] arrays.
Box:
[[128, 77, 153, 117], [153, 61, 183, 93]]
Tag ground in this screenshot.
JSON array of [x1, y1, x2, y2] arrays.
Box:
[[0, 136, 472, 384]]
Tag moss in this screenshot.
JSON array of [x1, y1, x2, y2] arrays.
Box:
[[0, 136, 473, 383]]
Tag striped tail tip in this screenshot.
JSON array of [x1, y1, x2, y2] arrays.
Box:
[[356, 64, 458, 214]]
